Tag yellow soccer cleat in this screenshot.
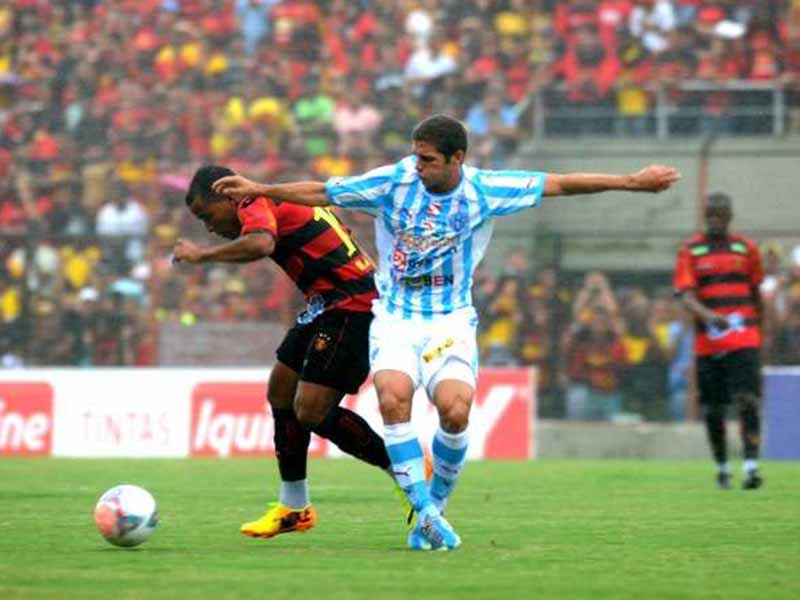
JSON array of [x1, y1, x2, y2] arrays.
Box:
[[240, 502, 317, 539]]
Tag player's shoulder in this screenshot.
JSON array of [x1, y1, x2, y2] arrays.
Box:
[[238, 196, 273, 210], [394, 155, 419, 184], [728, 232, 759, 251], [680, 232, 706, 248]]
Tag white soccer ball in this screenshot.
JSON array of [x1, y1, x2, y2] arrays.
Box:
[[94, 484, 159, 547]]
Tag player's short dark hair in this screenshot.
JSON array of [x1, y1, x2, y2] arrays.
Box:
[[412, 114, 468, 159], [706, 192, 732, 209], [185, 165, 234, 206]]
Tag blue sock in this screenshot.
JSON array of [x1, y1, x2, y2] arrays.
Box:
[[384, 422, 433, 513], [430, 427, 468, 513]]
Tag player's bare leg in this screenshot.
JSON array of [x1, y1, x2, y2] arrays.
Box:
[[241, 362, 316, 538], [430, 376, 474, 513], [294, 381, 392, 472], [735, 390, 763, 490], [376, 370, 460, 550]]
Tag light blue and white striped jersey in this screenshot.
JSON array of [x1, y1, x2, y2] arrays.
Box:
[[325, 155, 546, 320]]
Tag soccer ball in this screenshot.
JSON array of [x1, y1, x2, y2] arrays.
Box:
[[94, 484, 159, 547]]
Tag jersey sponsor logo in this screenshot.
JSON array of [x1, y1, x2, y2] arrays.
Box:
[[448, 213, 468, 232], [0, 383, 53, 456], [313, 333, 331, 352], [402, 274, 455, 288], [706, 313, 746, 340], [425, 203, 441, 217], [422, 338, 456, 363], [396, 232, 457, 253], [392, 247, 409, 272], [696, 260, 715, 271]]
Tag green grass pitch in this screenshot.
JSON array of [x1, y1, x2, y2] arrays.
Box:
[[1, 458, 798, 599]]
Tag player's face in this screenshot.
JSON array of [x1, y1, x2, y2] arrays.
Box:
[[704, 204, 731, 237], [190, 195, 241, 239], [412, 140, 464, 194]]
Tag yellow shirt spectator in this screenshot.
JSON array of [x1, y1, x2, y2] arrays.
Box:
[[1, 286, 20, 322]]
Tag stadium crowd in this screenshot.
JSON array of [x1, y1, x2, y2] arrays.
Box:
[[2, 0, 800, 420]]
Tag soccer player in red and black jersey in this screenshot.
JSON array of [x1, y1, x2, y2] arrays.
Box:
[[673, 193, 764, 490], [174, 165, 407, 538]]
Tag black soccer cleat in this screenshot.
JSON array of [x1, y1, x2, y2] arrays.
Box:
[[717, 472, 732, 490], [742, 470, 763, 490]]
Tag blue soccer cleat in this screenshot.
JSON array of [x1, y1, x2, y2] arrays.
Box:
[[407, 521, 433, 551], [419, 510, 461, 551]]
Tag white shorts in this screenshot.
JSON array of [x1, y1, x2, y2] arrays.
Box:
[[369, 303, 479, 398]]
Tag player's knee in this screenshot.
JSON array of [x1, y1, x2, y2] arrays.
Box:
[[702, 404, 725, 422], [733, 391, 758, 413], [374, 377, 413, 422], [293, 398, 326, 428], [438, 396, 472, 433], [267, 393, 294, 411]]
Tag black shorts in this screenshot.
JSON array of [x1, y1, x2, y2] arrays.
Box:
[[276, 310, 372, 394], [696, 347, 761, 406]]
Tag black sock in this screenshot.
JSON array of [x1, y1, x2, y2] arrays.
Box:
[[704, 407, 727, 464], [312, 406, 391, 470], [273, 408, 311, 481], [739, 405, 761, 461]]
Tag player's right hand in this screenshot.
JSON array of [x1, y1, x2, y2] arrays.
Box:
[[706, 313, 731, 330], [630, 165, 681, 192], [173, 238, 205, 264], [212, 175, 263, 199]]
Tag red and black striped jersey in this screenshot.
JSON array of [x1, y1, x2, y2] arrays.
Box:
[[673, 232, 763, 356], [237, 196, 377, 314]]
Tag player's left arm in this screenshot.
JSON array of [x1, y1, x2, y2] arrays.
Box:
[[748, 241, 766, 332], [542, 165, 681, 197], [173, 233, 275, 264]]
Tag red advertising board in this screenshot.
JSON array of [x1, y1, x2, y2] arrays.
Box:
[[0, 382, 54, 456], [190, 369, 535, 459]]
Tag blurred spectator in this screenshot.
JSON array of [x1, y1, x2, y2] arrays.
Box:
[[564, 273, 627, 421], [629, 0, 677, 54], [465, 88, 522, 167], [619, 288, 669, 420], [479, 274, 524, 366], [332, 84, 382, 157], [236, 0, 280, 55], [564, 306, 628, 421], [292, 74, 334, 157], [404, 32, 458, 104], [548, 23, 620, 135], [665, 298, 694, 421], [95, 180, 149, 274]]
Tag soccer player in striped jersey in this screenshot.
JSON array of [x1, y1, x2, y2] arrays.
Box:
[[213, 114, 681, 550], [175, 165, 412, 540], [673, 193, 765, 490]]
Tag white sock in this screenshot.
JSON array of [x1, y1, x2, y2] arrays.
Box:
[[280, 479, 309, 509], [718, 462, 731, 475], [743, 459, 758, 474]]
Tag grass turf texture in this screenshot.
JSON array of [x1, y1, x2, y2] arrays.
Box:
[[1, 459, 798, 600]]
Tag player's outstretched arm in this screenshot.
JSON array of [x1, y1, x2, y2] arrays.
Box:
[[173, 233, 274, 264], [543, 165, 681, 197], [212, 175, 329, 207]]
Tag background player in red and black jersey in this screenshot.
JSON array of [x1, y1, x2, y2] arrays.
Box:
[[673, 193, 764, 490], [174, 165, 405, 538]]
